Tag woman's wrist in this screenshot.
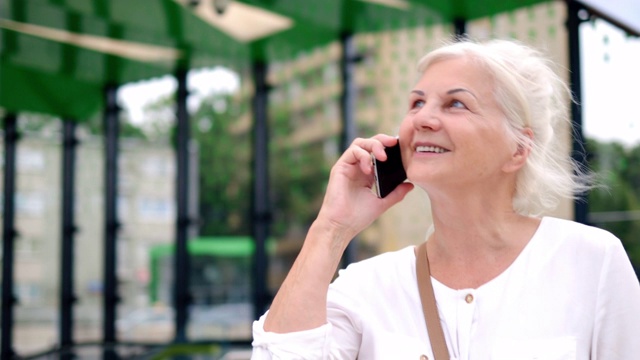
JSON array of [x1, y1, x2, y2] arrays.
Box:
[[308, 217, 356, 254]]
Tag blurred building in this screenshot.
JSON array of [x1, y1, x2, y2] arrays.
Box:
[[0, 127, 178, 353]]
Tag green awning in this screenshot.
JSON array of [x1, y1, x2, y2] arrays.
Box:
[[150, 236, 276, 258], [148, 236, 275, 303], [0, 60, 103, 119]]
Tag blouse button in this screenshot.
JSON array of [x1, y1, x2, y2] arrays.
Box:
[[420, 355, 429, 360], [465, 293, 474, 303]]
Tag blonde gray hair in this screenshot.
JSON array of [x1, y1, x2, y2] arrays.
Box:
[[417, 39, 592, 215]]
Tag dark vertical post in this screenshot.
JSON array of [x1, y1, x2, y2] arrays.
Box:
[[1, 113, 19, 360], [103, 84, 120, 350], [567, 0, 589, 224], [453, 18, 467, 39], [251, 60, 271, 321], [340, 32, 358, 266], [60, 119, 78, 352], [174, 68, 191, 342]]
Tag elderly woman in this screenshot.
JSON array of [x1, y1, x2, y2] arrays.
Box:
[[251, 39, 640, 359]]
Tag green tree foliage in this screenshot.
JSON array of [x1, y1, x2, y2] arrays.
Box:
[[191, 93, 332, 237], [13, 112, 60, 133], [269, 107, 333, 237], [586, 138, 640, 269], [83, 112, 148, 139], [191, 89, 333, 237], [192, 94, 252, 236]]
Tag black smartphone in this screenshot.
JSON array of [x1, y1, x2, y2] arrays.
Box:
[[372, 141, 407, 198]]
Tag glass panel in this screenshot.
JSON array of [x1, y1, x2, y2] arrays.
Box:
[[187, 66, 254, 341], [116, 79, 178, 343], [11, 117, 62, 356], [73, 124, 104, 344], [116, 143, 177, 343]]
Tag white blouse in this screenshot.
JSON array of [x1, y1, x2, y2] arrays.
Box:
[[251, 217, 640, 359]]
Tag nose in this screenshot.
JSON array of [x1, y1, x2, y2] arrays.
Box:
[[412, 104, 442, 131]]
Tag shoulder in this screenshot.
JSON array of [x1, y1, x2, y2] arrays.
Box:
[[535, 217, 634, 279], [329, 246, 416, 297], [337, 246, 416, 280], [520, 216, 628, 278], [538, 216, 622, 251]]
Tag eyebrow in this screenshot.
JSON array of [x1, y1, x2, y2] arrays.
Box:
[[447, 88, 477, 99], [410, 88, 477, 99]]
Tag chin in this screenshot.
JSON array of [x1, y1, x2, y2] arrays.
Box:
[[407, 170, 448, 191]]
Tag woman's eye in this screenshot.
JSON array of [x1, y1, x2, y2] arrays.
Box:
[[450, 100, 466, 109], [411, 100, 425, 109]]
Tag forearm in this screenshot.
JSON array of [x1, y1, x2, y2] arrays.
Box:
[[263, 219, 352, 333]]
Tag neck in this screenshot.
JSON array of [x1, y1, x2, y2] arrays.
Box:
[[426, 187, 536, 264]]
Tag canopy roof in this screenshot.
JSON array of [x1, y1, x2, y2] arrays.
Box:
[[1, 0, 638, 120], [1, 0, 554, 120]]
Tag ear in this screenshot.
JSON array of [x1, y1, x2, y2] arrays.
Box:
[[502, 128, 533, 173]]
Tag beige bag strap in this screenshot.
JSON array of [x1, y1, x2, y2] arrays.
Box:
[[416, 241, 450, 360]]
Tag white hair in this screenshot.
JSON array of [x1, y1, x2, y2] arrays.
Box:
[[417, 39, 593, 215]]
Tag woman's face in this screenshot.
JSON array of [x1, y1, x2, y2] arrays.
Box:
[[398, 56, 519, 192]]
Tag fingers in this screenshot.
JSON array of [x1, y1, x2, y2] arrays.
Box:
[[343, 135, 398, 170], [369, 134, 399, 162], [371, 133, 400, 146]]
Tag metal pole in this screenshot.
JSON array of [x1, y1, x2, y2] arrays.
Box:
[[340, 32, 359, 267], [1, 113, 19, 360], [102, 84, 120, 349], [567, 0, 589, 224], [60, 119, 78, 351], [251, 60, 271, 321], [454, 18, 467, 39], [174, 67, 191, 342]]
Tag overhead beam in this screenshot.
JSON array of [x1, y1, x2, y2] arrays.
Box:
[[0, 19, 182, 63]]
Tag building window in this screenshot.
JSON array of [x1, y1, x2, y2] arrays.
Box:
[[137, 197, 175, 222], [141, 156, 173, 178], [15, 192, 45, 217], [17, 149, 45, 173]]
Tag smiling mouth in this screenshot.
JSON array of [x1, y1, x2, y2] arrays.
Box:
[[416, 145, 448, 154]]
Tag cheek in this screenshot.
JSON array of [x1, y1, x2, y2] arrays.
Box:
[[398, 119, 413, 164], [459, 131, 514, 171], [398, 116, 412, 134]]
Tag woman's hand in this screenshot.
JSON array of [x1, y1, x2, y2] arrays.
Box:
[[315, 134, 414, 246], [262, 135, 413, 334]]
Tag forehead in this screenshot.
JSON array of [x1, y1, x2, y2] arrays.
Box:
[[418, 57, 495, 93]]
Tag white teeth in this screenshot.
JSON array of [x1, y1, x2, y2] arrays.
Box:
[[416, 146, 446, 153]]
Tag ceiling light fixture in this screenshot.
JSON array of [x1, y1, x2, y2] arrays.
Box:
[[175, 0, 293, 42], [213, 0, 231, 15]]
